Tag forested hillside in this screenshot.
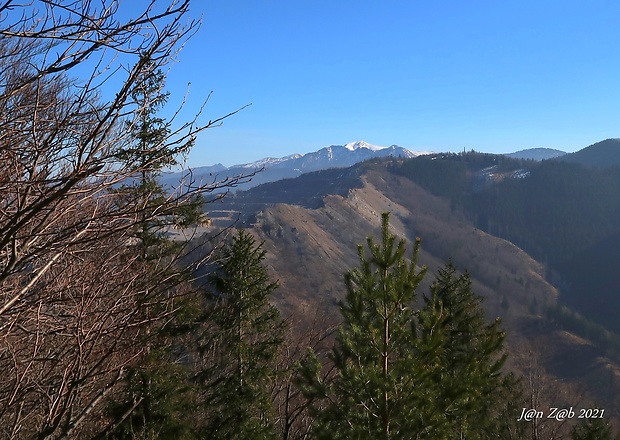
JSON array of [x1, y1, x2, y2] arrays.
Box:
[[391, 152, 620, 334], [557, 138, 620, 167], [216, 158, 620, 438]]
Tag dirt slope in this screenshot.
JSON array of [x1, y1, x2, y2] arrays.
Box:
[[205, 162, 620, 431]]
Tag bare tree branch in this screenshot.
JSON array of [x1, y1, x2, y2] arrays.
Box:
[[0, 1, 253, 437]]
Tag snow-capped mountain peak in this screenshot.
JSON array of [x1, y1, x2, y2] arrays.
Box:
[[237, 153, 303, 169], [160, 141, 431, 194], [344, 141, 385, 151]]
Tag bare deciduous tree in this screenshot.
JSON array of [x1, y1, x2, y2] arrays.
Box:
[[271, 314, 337, 440], [0, 1, 252, 437]]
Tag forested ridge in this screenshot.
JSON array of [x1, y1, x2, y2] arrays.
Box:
[[391, 152, 620, 335], [391, 152, 620, 266]]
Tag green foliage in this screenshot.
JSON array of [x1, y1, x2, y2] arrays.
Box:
[[300, 213, 516, 439], [103, 55, 206, 438], [195, 229, 285, 440], [112, 55, 204, 259], [421, 263, 514, 438], [115, 54, 190, 173], [312, 212, 435, 439], [106, 348, 196, 440], [571, 417, 615, 440]]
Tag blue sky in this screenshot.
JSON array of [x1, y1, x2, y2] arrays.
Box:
[[157, 1, 620, 167]]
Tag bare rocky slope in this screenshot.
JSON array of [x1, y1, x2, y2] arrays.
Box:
[[202, 160, 620, 433]]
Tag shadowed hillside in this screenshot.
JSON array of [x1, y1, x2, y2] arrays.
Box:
[[390, 152, 620, 342], [198, 159, 620, 431], [557, 138, 620, 168]]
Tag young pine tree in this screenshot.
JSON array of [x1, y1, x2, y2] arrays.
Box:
[[300, 213, 519, 439], [114, 54, 204, 259], [420, 263, 517, 439], [195, 229, 285, 440], [300, 213, 451, 439]]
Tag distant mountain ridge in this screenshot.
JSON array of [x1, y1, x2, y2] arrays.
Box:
[[504, 147, 567, 161], [159, 138, 620, 193], [159, 141, 432, 192], [556, 138, 620, 167]]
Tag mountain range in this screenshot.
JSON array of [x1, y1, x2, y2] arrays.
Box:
[[163, 139, 620, 194], [160, 141, 432, 192], [186, 137, 620, 435]]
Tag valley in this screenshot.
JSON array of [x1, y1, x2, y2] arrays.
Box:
[[195, 141, 620, 434]]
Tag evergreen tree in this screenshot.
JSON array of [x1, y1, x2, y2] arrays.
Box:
[[114, 54, 204, 259], [571, 417, 615, 440], [104, 56, 204, 438], [300, 213, 450, 439], [105, 345, 197, 440], [300, 213, 518, 439], [195, 229, 285, 439], [420, 263, 516, 439]]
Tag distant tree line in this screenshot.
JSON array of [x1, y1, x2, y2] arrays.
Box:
[[546, 304, 620, 355]]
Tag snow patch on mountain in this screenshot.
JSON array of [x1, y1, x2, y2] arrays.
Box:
[[344, 141, 385, 151], [159, 141, 432, 194], [238, 153, 303, 169]]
